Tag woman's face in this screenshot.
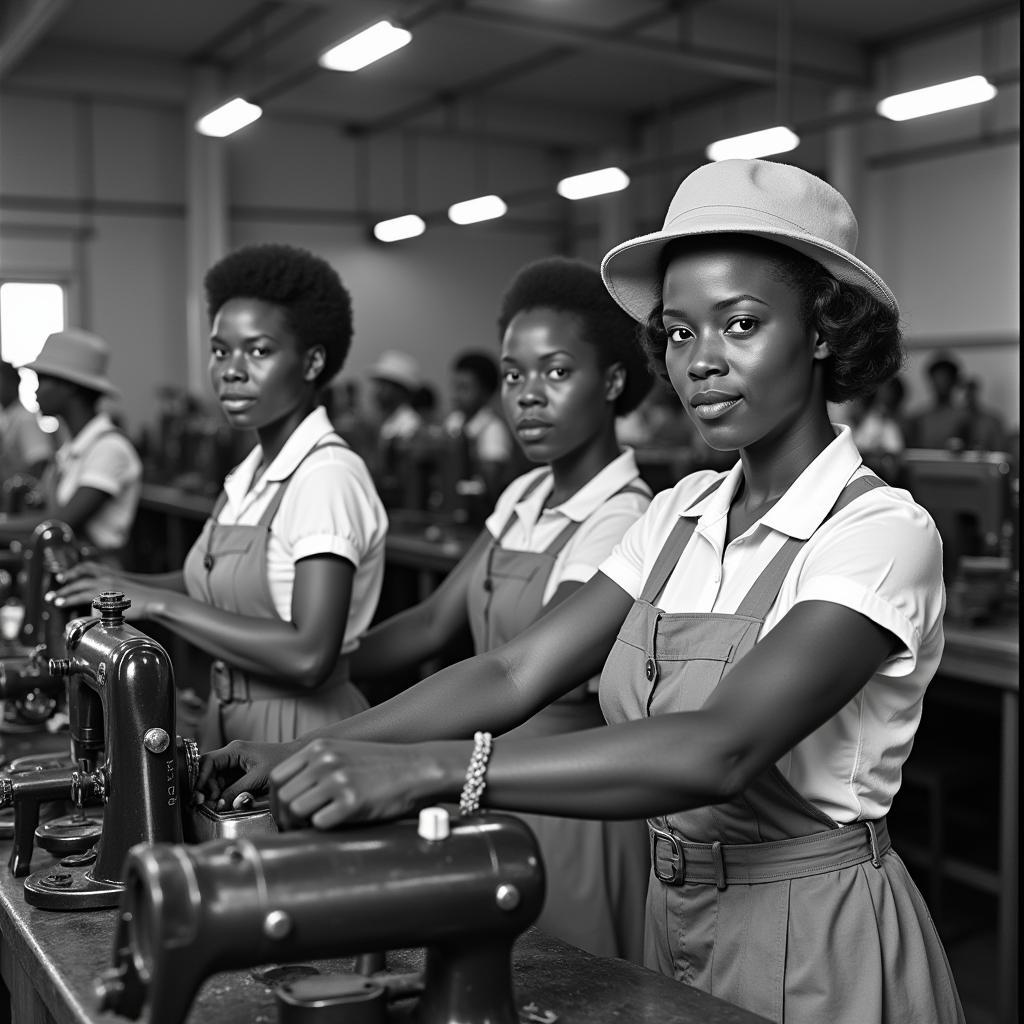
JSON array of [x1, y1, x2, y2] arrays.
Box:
[[660, 243, 827, 453], [209, 298, 322, 432], [500, 307, 617, 465]]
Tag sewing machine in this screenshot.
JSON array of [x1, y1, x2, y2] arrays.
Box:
[[0, 519, 80, 734], [95, 809, 544, 1024], [0, 590, 200, 907]]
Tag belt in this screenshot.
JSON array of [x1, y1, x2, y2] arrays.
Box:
[[648, 817, 890, 889], [210, 656, 350, 705]]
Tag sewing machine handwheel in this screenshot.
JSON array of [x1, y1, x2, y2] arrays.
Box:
[[35, 810, 103, 856]]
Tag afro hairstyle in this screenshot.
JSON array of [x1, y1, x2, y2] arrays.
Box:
[[204, 243, 353, 386], [496, 256, 653, 416]]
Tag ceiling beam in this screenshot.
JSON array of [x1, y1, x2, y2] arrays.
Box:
[[0, 0, 70, 79], [440, 5, 866, 88]]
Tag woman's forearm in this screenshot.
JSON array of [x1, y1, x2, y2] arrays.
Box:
[[350, 602, 447, 679], [449, 715, 738, 820], [151, 592, 335, 684]]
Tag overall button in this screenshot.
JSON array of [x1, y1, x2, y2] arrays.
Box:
[[645, 658, 658, 682]]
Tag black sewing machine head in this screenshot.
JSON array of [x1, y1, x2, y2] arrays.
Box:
[[11, 590, 198, 908], [96, 810, 544, 1024], [0, 519, 78, 719]]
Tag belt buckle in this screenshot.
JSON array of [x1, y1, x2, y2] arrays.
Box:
[[650, 823, 685, 885]]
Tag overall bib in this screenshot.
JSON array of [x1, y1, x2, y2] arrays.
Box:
[[183, 441, 369, 749], [466, 476, 650, 962], [599, 476, 964, 1024]]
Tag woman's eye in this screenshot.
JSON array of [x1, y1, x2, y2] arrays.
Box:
[[210, 347, 226, 361], [726, 317, 759, 335], [547, 366, 570, 380], [666, 325, 693, 344], [503, 370, 520, 385]]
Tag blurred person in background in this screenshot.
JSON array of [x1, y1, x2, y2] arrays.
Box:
[[905, 352, 965, 450], [960, 376, 1007, 452], [0, 358, 54, 487], [443, 348, 518, 509], [0, 330, 140, 565]]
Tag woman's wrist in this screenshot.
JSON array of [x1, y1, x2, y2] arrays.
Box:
[[421, 740, 475, 804]]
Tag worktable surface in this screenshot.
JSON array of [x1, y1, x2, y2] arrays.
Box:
[[0, 831, 768, 1024]]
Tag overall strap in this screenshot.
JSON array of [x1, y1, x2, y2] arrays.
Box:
[[256, 438, 350, 528], [734, 475, 886, 619], [638, 478, 724, 604]]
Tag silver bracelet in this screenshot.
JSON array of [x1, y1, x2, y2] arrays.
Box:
[[458, 730, 493, 816]]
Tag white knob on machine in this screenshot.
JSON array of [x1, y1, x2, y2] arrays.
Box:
[[417, 805, 450, 841]]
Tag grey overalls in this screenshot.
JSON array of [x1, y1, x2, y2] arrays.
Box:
[[599, 475, 965, 1024], [183, 440, 369, 749], [466, 474, 650, 962]]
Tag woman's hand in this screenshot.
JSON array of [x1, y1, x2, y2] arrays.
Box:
[[51, 570, 168, 620], [270, 738, 461, 830], [49, 560, 121, 608], [196, 739, 302, 811]]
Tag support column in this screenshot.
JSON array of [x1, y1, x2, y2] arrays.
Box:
[[596, 146, 632, 260], [825, 87, 866, 219], [185, 67, 229, 397]]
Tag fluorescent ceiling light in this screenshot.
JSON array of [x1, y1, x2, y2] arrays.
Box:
[[706, 126, 799, 162], [447, 195, 508, 225], [556, 167, 630, 200], [320, 20, 412, 72], [195, 97, 263, 138], [373, 214, 426, 243], [876, 75, 997, 121]]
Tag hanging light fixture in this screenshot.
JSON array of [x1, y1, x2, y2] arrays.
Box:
[[320, 20, 412, 72], [195, 97, 263, 138], [706, 1, 799, 162], [448, 194, 507, 225], [556, 167, 630, 200], [373, 214, 426, 243], [876, 75, 997, 121], [706, 125, 800, 162]]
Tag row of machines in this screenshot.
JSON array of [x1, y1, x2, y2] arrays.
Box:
[[0, 522, 549, 1024]]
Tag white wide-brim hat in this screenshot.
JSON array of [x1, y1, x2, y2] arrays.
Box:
[[25, 328, 120, 397], [367, 350, 422, 393], [601, 158, 898, 322]]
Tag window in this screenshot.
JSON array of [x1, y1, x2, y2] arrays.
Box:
[[0, 280, 66, 416]]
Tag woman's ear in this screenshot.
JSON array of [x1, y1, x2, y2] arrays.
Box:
[[305, 345, 326, 382], [605, 363, 626, 402], [811, 328, 831, 362]]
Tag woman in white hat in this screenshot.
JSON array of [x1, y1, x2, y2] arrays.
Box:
[[55, 244, 388, 750], [0, 329, 142, 562], [198, 162, 963, 1023]]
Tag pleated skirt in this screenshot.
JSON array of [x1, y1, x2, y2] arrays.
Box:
[[644, 847, 966, 1024]]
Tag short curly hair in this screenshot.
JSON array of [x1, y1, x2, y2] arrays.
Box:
[[453, 350, 501, 398], [496, 257, 654, 416], [641, 234, 904, 404], [204, 243, 353, 386]]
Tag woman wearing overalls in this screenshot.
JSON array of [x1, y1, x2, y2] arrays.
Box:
[[200, 162, 964, 1023], [350, 257, 654, 961], [55, 243, 387, 747]]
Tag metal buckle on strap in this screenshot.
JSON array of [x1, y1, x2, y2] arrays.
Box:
[[865, 820, 882, 868], [211, 661, 236, 704], [649, 823, 685, 885]]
